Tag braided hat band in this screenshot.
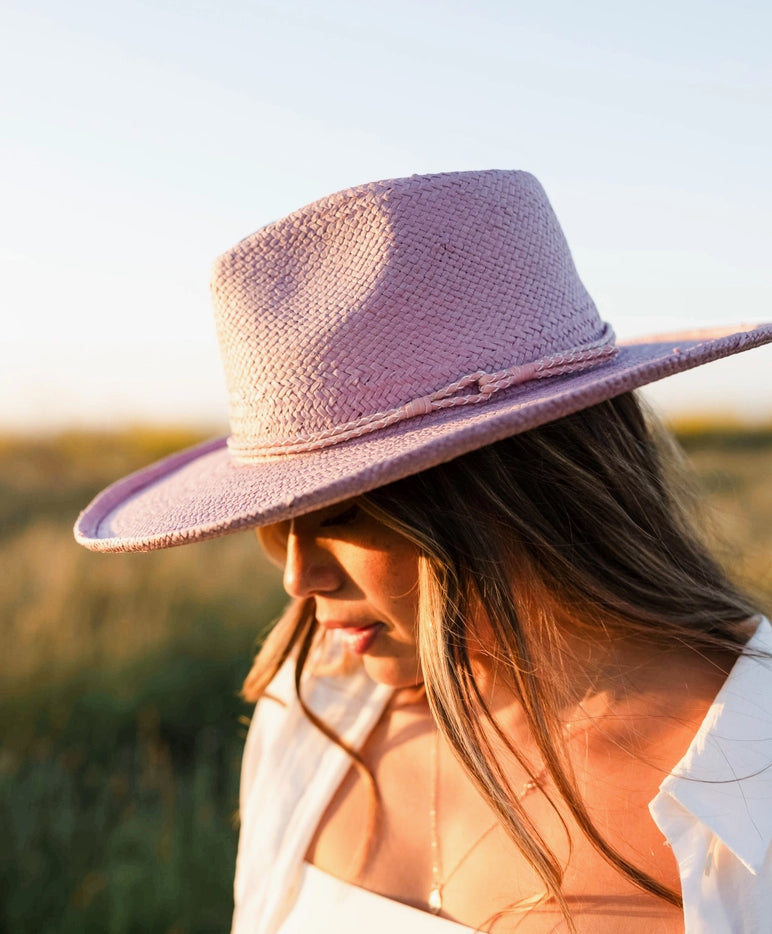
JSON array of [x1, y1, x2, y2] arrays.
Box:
[[74, 170, 772, 552], [227, 325, 618, 459]]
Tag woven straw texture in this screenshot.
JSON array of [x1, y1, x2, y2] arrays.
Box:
[[74, 170, 772, 552]]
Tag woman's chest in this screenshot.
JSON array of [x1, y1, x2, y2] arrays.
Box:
[[305, 711, 685, 933]]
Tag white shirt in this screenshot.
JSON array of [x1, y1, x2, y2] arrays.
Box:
[[278, 863, 476, 934], [649, 617, 772, 932], [232, 618, 772, 934]]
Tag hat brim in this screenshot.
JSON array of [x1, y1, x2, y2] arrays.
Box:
[[75, 323, 772, 552]]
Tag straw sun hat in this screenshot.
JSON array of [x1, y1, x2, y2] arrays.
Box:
[[75, 169, 771, 552]]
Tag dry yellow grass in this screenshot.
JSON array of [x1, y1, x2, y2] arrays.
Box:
[[2, 518, 284, 692], [679, 440, 772, 609], [0, 429, 285, 699]]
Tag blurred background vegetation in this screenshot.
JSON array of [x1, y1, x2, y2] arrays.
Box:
[[0, 429, 286, 934], [1, 423, 770, 934]]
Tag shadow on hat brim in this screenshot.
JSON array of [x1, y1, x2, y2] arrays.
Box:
[[74, 323, 772, 553]]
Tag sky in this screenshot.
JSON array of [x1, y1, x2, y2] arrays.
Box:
[[2, 0, 771, 433]]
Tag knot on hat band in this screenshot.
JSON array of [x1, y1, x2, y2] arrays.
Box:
[[227, 324, 617, 461]]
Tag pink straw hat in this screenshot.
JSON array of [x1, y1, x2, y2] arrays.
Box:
[[75, 169, 772, 552]]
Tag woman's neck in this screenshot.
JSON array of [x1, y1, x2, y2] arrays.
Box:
[[470, 626, 736, 760]]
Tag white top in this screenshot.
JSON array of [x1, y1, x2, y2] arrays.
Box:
[[232, 618, 772, 934], [278, 863, 474, 934]]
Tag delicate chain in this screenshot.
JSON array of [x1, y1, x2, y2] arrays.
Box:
[[428, 731, 551, 915]]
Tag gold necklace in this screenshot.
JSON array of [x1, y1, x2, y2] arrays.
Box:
[[428, 731, 550, 915]]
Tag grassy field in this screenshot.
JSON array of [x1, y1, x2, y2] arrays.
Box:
[[1, 425, 770, 933], [0, 429, 287, 934]]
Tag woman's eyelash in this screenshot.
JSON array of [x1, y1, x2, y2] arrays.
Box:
[[320, 504, 360, 528]]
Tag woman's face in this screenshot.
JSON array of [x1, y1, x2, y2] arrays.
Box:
[[259, 500, 422, 688]]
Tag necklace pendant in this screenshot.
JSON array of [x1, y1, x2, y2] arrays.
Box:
[[429, 886, 442, 914]]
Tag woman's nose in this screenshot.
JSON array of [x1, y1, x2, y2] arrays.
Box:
[[282, 528, 342, 598]]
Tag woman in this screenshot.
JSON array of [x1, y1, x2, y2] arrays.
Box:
[[76, 170, 772, 933]]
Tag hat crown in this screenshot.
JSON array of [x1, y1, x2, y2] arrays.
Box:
[[210, 170, 606, 456]]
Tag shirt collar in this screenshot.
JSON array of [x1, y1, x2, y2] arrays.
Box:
[[653, 616, 772, 873]]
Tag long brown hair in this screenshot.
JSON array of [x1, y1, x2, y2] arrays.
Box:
[[243, 391, 759, 926]]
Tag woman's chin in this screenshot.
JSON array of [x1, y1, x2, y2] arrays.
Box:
[[360, 654, 424, 690]]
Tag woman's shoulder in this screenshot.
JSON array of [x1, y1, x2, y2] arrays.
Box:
[[240, 642, 393, 797]]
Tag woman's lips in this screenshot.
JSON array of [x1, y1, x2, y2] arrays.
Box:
[[325, 622, 384, 655]]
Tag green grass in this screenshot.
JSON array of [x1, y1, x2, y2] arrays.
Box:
[[1, 424, 770, 932], [0, 429, 285, 934]]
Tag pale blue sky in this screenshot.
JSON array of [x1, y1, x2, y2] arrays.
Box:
[[2, 0, 770, 431]]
